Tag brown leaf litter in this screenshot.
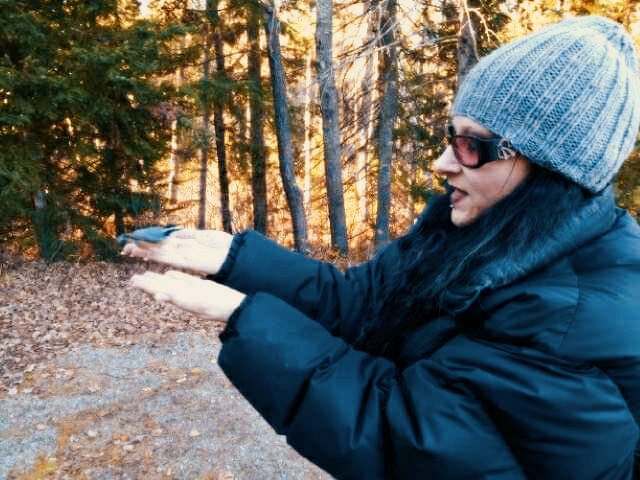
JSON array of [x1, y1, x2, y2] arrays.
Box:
[[1, 257, 330, 479]]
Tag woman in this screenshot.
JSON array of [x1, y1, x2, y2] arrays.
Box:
[[126, 16, 640, 478]]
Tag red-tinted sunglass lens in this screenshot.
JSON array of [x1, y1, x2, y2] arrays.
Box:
[[451, 136, 480, 167]]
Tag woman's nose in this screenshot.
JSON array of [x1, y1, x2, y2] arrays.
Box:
[[433, 145, 461, 176]]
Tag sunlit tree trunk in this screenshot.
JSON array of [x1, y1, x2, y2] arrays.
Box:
[[303, 51, 313, 214], [168, 117, 179, 203], [169, 113, 193, 207], [211, 1, 232, 233], [456, 0, 479, 85], [397, 63, 418, 227], [316, 0, 348, 255], [168, 38, 186, 205], [263, 2, 309, 252], [248, 3, 267, 234], [374, 0, 399, 248], [355, 1, 377, 241], [198, 13, 212, 230]]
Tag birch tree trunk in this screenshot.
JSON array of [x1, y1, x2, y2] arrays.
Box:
[[248, 3, 268, 234], [315, 0, 348, 255], [374, 0, 399, 248], [263, 3, 309, 252], [210, 2, 232, 233]]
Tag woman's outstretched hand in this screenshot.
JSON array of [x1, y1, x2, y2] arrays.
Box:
[[130, 270, 245, 321], [121, 229, 233, 275]]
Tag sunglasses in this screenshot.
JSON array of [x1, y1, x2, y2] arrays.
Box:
[[446, 124, 517, 168]]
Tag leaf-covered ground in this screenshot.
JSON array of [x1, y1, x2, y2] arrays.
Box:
[[0, 258, 330, 479]]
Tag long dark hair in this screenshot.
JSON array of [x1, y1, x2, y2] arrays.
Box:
[[365, 166, 591, 354]]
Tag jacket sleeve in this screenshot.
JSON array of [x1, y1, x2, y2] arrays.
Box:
[[218, 293, 525, 479], [211, 230, 402, 344], [220, 293, 639, 479]]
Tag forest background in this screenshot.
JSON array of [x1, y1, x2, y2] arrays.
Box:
[[1, 0, 639, 263]]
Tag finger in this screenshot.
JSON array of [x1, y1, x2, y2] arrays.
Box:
[[140, 245, 172, 263], [121, 242, 143, 256], [164, 270, 202, 285], [172, 229, 230, 246], [130, 272, 172, 295], [122, 242, 155, 259], [160, 236, 195, 251], [131, 242, 180, 264], [138, 271, 167, 281], [148, 236, 198, 256], [154, 292, 171, 303], [171, 229, 197, 240], [130, 272, 155, 290], [164, 271, 212, 291]]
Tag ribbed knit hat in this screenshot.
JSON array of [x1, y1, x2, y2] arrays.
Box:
[[452, 16, 640, 192]]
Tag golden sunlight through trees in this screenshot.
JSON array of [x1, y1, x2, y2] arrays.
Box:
[[1, 0, 639, 261]]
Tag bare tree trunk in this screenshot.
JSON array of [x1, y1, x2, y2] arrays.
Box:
[[374, 0, 399, 248], [355, 1, 377, 240], [263, 3, 309, 252], [170, 115, 194, 207], [198, 15, 212, 230], [211, 1, 232, 233], [32, 190, 53, 260], [303, 51, 313, 214], [456, 0, 479, 85], [407, 86, 423, 227], [315, 0, 348, 255], [168, 39, 186, 205], [248, 3, 268, 234], [168, 117, 179, 203]]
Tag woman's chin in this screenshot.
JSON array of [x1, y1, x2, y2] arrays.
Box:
[[450, 207, 478, 227]]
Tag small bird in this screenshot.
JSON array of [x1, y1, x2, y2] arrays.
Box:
[[116, 225, 182, 247]]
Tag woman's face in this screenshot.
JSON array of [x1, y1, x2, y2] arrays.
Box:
[[434, 116, 532, 227]]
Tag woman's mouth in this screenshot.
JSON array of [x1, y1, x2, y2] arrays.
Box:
[[450, 187, 468, 205]]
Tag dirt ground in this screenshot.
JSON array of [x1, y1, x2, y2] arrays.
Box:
[[0, 257, 331, 479]]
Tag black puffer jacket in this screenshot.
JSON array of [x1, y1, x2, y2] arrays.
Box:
[[216, 189, 640, 479]]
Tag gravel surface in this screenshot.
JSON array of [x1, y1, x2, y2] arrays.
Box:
[[0, 258, 331, 479]]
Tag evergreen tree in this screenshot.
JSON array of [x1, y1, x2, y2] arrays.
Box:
[[0, 0, 185, 258]]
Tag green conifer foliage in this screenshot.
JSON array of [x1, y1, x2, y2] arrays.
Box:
[[0, 0, 185, 259]]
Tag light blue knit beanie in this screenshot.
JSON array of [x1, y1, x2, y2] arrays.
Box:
[[452, 16, 640, 192]]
